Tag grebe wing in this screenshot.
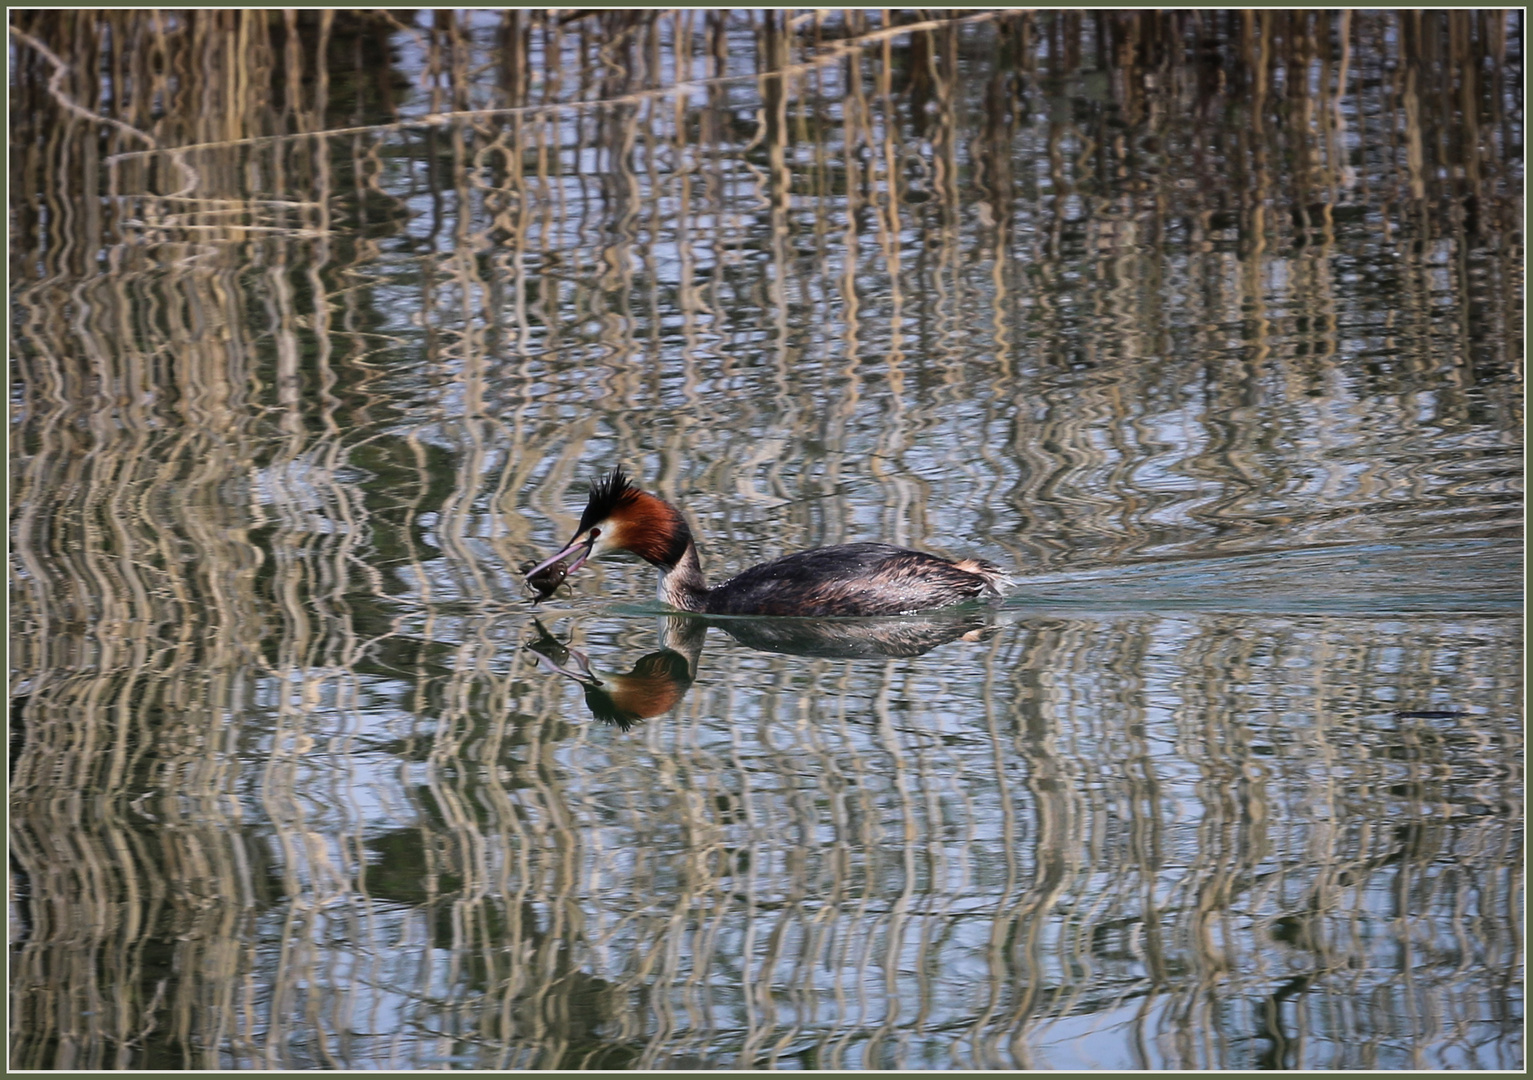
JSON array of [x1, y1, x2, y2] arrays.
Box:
[[707, 543, 997, 617]]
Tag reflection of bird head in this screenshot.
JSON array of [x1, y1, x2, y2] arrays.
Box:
[[526, 616, 704, 732], [582, 649, 695, 731]]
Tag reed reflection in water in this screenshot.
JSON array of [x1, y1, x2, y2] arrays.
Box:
[[9, 8, 1523, 1071]]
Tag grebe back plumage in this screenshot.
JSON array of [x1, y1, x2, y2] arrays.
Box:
[[525, 469, 1009, 617]]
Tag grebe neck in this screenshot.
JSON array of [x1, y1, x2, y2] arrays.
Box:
[[657, 538, 710, 612]]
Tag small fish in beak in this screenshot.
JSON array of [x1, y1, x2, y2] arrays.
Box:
[[522, 530, 598, 603], [520, 557, 569, 603]]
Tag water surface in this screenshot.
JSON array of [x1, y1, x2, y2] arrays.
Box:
[[9, 10, 1523, 1071]]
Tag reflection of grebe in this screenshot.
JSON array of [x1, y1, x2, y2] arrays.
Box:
[[526, 618, 700, 731], [526, 469, 1009, 616], [526, 610, 997, 730]]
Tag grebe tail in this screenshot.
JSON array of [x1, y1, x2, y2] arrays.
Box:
[[525, 468, 1009, 617]]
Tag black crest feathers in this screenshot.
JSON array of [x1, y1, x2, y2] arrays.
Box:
[[578, 467, 642, 533]]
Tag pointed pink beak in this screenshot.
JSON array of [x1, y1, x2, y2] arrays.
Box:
[[526, 531, 596, 581]]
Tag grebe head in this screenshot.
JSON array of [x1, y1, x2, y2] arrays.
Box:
[[524, 468, 692, 586]]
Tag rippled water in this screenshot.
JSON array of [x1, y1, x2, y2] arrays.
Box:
[[9, 10, 1523, 1071]]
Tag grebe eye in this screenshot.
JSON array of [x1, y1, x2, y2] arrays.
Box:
[[589, 528, 601, 540]]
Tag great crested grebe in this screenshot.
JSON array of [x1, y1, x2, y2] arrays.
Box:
[[524, 469, 1010, 616]]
